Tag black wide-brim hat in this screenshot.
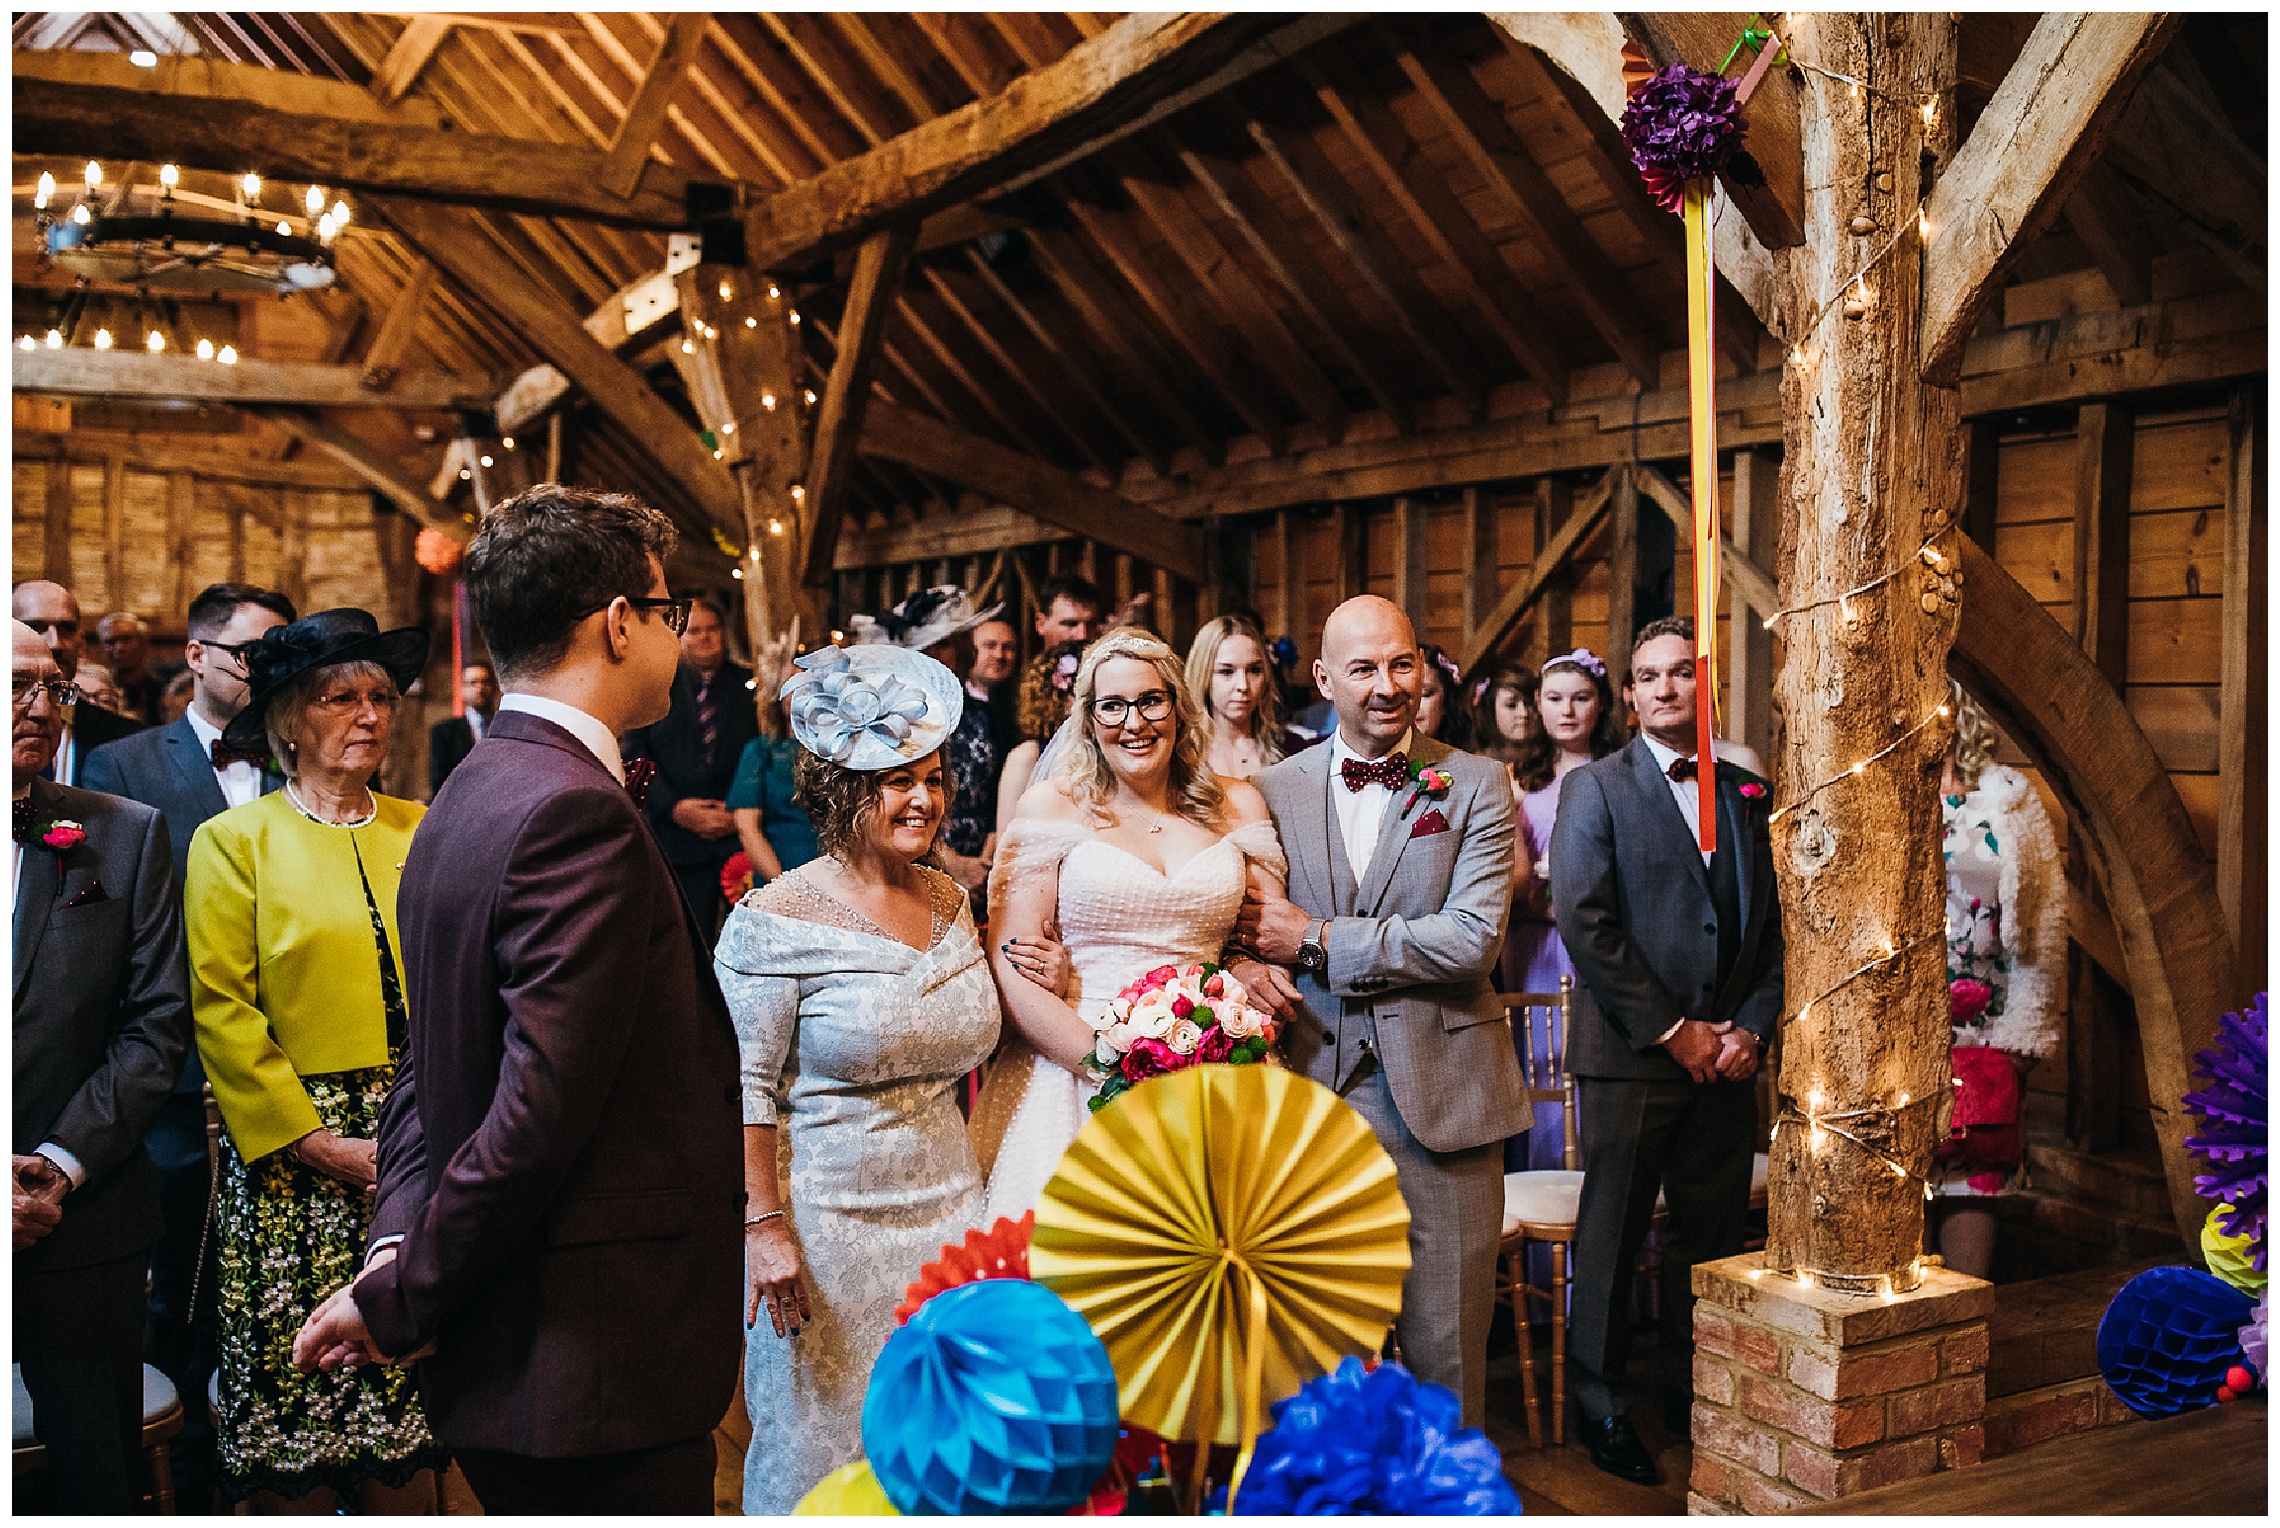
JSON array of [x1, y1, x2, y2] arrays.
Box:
[[221, 608, 431, 751]]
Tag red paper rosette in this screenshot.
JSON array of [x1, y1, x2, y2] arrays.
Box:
[[414, 527, 464, 575], [894, 1211, 1033, 1324], [722, 851, 755, 902]]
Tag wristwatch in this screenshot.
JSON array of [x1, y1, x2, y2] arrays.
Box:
[[1295, 918, 1329, 973]]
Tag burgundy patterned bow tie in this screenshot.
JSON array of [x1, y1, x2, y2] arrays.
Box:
[[1340, 753, 1409, 793], [211, 739, 271, 771], [1668, 755, 1708, 783], [624, 757, 656, 806]]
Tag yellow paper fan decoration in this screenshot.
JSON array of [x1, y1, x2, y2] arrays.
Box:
[[1029, 1065, 1411, 1507], [793, 1458, 899, 1516]]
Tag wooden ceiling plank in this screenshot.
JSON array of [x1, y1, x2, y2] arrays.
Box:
[[708, 14, 857, 170], [2102, 54, 2267, 294], [740, 13, 1317, 274], [984, 11, 1075, 72], [12, 347, 499, 411], [375, 196, 743, 546], [1057, 168, 1290, 453], [860, 402, 1206, 580], [917, 264, 1118, 474], [662, 21, 805, 186], [600, 11, 710, 197], [1168, 123, 1418, 435], [831, 13, 950, 127], [2067, 159, 2158, 308], [1234, 99, 1492, 418], [906, 12, 1019, 99], [1390, 29, 1663, 389], [15, 67, 709, 229], [803, 224, 921, 586], [963, 249, 1169, 477], [760, 11, 900, 147], [1299, 49, 1575, 403], [892, 289, 1055, 458], [1103, 138, 1346, 433], [1920, 12, 2180, 382], [371, 14, 451, 103], [1023, 224, 1223, 466]]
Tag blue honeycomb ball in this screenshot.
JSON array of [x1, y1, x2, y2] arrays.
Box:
[[2097, 1265, 2255, 1418], [861, 1278, 1119, 1515]]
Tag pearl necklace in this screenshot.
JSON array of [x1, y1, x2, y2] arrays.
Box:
[[285, 780, 377, 829]]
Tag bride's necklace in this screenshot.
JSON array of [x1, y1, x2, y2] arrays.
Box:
[[285, 780, 377, 829]]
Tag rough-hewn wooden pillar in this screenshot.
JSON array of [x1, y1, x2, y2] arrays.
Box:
[[1766, 12, 1965, 1291]]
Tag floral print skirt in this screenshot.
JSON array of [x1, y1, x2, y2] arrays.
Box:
[[213, 1063, 445, 1501]]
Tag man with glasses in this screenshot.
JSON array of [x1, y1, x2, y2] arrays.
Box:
[[79, 582, 294, 1510], [11, 582, 145, 785], [12, 620, 192, 1511]]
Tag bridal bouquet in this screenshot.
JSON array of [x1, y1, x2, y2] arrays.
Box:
[[1087, 962, 1277, 1113]]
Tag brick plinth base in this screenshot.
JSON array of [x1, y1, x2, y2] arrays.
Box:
[[1686, 1252, 1994, 1514]]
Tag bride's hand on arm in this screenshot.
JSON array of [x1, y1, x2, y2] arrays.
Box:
[[989, 861, 1099, 1076], [1000, 919, 1070, 996]]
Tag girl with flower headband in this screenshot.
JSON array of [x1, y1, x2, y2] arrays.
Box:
[[1414, 644, 1476, 751], [1466, 660, 1540, 776]]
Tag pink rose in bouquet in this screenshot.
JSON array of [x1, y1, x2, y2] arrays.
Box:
[[1087, 960, 1279, 1113], [1949, 977, 1995, 1025]]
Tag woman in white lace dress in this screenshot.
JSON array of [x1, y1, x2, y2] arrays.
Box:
[[971, 627, 1295, 1222], [712, 646, 1001, 1514]]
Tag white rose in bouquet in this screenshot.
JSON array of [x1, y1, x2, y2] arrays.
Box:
[[1164, 1018, 1204, 1056]]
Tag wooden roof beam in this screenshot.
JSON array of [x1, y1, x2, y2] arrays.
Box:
[[1389, 26, 1663, 390], [740, 12, 1361, 272], [803, 225, 920, 587], [1298, 49, 1574, 403], [14, 64, 717, 229], [600, 12, 710, 199], [268, 408, 459, 535], [1920, 12, 2178, 383], [858, 402, 1206, 581], [12, 44, 444, 126], [11, 347, 500, 411], [370, 14, 451, 104]]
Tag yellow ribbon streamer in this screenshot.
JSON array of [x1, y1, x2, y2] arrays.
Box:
[[1684, 179, 1721, 854]]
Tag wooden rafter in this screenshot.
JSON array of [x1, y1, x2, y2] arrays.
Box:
[[802, 224, 920, 588], [11, 348, 500, 411], [269, 408, 456, 533], [599, 11, 711, 198], [915, 264, 1116, 473], [358, 260, 438, 389], [2103, 55, 2267, 295], [963, 248, 1169, 476], [858, 403, 1206, 581], [1919, 12, 2179, 382], [370, 13, 450, 103]]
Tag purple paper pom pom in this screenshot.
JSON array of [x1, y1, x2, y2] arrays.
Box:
[[1621, 64, 1746, 213], [2185, 992, 2268, 1270]]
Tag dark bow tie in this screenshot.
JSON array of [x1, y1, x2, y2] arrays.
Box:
[[624, 757, 656, 807], [211, 739, 271, 771], [1340, 753, 1409, 793], [1667, 755, 1711, 783]]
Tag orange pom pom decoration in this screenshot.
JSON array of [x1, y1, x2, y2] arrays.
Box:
[[894, 1211, 1033, 1325], [414, 527, 464, 576], [1621, 38, 1657, 98]]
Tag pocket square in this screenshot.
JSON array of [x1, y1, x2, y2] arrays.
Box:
[[1409, 808, 1450, 840], [64, 879, 110, 909]]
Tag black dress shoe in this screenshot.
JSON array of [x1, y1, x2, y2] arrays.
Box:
[[1580, 1414, 1662, 1484]]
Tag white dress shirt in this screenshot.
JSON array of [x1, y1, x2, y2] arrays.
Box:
[[1327, 726, 1415, 885], [465, 707, 488, 743], [499, 693, 625, 784], [184, 704, 265, 810]]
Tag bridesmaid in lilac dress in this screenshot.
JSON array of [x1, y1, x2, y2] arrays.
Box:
[[1502, 649, 1628, 1172]]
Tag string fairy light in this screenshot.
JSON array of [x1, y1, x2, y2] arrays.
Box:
[[1768, 702, 1951, 824], [1779, 926, 1946, 1029], [1761, 531, 1953, 628]]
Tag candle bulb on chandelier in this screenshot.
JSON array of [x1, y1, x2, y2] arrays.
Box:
[[159, 164, 179, 190], [305, 185, 326, 215], [196, 339, 214, 360], [93, 328, 113, 350], [84, 161, 103, 190]]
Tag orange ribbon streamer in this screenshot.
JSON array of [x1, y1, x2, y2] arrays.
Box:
[[1684, 180, 1720, 855]]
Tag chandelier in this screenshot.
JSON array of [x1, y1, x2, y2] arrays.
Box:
[[35, 162, 348, 297]]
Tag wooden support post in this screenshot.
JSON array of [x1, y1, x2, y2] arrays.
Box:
[[1728, 450, 1776, 764], [1766, 13, 1964, 1292], [1331, 504, 1363, 606], [167, 473, 196, 622], [2218, 383, 2267, 984], [1526, 477, 1574, 671], [1461, 488, 1497, 652], [2073, 402, 2134, 687], [1961, 419, 2001, 551], [802, 221, 917, 588], [359, 260, 437, 390], [545, 412, 563, 484], [1271, 510, 1297, 645], [1391, 497, 1428, 642], [102, 455, 126, 616], [1604, 465, 1639, 679]]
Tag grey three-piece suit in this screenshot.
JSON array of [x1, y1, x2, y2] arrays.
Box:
[[1253, 733, 1528, 1426]]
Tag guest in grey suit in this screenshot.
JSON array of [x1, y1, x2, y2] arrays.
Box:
[[12, 620, 192, 1512], [1236, 596, 1526, 1427], [80, 581, 293, 1509], [1550, 616, 1783, 1484]]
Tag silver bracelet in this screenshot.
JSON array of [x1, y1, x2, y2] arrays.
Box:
[[744, 1210, 786, 1228]]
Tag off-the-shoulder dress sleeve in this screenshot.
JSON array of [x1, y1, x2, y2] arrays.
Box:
[[712, 903, 801, 1127], [983, 817, 1093, 920], [1225, 817, 1289, 881]]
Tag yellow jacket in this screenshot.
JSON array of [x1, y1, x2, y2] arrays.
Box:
[[186, 790, 424, 1161]]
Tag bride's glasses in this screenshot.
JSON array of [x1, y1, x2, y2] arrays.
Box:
[[1090, 690, 1174, 727]]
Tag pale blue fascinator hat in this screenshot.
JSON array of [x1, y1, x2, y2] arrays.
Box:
[[780, 644, 963, 772]]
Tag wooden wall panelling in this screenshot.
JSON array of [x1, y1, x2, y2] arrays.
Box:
[[1391, 497, 1428, 640], [1962, 419, 2002, 550], [101, 456, 126, 618], [1460, 487, 1496, 650], [168, 473, 197, 623], [13, 465, 49, 586], [2217, 383, 2268, 983], [43, 459, 72, 585], [1268, 510, 1296, 646]]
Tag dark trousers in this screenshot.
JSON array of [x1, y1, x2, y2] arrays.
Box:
[[455, 1435, 714, 1515], [1567, 1074, 1758, 1421], [145, 1090, 219, 1507], [16, 1252, 150, 1513]]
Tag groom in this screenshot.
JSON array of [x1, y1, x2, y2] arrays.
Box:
[[1236, 595, 1526, 1426]]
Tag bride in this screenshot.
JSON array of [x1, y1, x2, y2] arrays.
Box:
[[971, 626, 1297, 1221]]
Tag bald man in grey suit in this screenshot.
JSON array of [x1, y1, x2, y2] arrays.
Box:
[[1236, 596, 1527, 1426]]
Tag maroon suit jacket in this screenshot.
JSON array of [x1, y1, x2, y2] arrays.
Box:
[[356, 708, 742, 1457]]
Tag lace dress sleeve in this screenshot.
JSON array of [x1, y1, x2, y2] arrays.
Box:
[[1225, 817, 1289, 883], [982, 817, 1092, 926], [713, 900, 801, 1127]]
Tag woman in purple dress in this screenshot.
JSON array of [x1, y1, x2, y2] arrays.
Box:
[[1502, 648, 1627, 1171]]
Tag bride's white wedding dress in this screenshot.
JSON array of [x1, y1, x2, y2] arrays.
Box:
[[969, 816, 1287, 1223]]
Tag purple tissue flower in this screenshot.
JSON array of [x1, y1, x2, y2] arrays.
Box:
[[1621, 64, 1746, 213], [2185, 991, 2268, 1271]]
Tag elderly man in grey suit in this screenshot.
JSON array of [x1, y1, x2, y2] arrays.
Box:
[[1236, 595, 1526, 1427], [1550, 616, 1784, 1484], [13, 619, 192, 1512]]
